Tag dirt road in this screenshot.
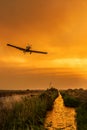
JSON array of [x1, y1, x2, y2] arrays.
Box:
[[45, 94, 77, 130]]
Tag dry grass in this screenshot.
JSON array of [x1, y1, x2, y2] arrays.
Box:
[[0, 88, 58, 130]]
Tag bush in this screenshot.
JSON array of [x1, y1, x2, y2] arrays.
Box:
[[62, 95, 80, 108], [61, 89, 87, 130], [76, 103, 87, 130]]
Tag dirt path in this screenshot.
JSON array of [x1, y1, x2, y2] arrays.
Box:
[[44, 94, 77, 130]]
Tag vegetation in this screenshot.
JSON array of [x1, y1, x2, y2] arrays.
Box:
[[60, 89, 87, 130], [0, 90, 43, 97], [61, 90, 80, 108], [0, 88, 58, 130], [76, 102, 87, 130]]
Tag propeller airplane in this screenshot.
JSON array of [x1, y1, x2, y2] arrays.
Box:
[[7, 43, 48, 54]]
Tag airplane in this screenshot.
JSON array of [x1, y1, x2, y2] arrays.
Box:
[[7, 43, 48, 54]]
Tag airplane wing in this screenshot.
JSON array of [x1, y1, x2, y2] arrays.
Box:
[[29, 50, 48, 54], [7, 44, 25, 51]]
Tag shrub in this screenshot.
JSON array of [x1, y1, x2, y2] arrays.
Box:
[[76, 103, 87, 130], [61, 89, 87, 130], [63, 95, 80, 108]]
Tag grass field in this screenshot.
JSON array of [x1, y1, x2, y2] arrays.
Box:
[[0, 88, 58, 130], [0, 90, 43, 98]]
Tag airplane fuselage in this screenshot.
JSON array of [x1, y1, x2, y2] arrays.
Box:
[[24, 46, 32, 54]]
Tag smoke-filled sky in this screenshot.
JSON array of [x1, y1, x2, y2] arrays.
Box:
[[0, 0, 87, 89]]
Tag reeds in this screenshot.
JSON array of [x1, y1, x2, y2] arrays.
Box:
[[0, 88, 58, 130]]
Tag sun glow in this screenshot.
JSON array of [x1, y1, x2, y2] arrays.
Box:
[[1, 0, 87, 89], [1, 57, 87, 70], [0, 57, 26, 64], [52, 58, 87, 68]]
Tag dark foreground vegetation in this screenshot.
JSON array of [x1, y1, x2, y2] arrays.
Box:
[[60, 89, 87, 130], [0, 90, 43, 97], [0, 88, 58, 130]]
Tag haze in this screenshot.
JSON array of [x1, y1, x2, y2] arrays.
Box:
[[0, 0, 87, 89]]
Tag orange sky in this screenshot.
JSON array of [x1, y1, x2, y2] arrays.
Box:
[[0, 0, 87, 89]]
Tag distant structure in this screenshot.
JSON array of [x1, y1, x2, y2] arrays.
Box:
[[49, 82, 54, 88]]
